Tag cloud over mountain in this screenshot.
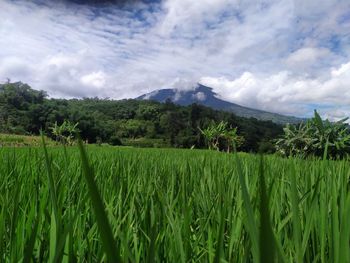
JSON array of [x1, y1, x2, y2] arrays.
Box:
[[0, 0, 349, 119]]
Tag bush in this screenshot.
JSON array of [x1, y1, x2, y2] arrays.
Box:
[[109, 136, 122, 146], [123, 138, 169, 148], [258, 141, 275, 154]]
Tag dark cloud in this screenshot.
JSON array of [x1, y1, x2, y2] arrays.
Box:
[[17, 0, 160, 9], [53, 0, 159, 6], [66, 0, 142, 4]]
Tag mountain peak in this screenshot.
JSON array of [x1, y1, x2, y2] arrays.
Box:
[[137, 84, 301, 124], [138, 83, 216, 103]]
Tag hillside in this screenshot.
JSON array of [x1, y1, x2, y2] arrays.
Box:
[[138, 84, 301, 124], [0, 82, 283, 152]]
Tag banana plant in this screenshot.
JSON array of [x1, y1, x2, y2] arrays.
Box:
[[223, 127, 245, 153], [50, 120, 79, 146], [199, 121, 225, 151], [199, 121, 244, 152], [276, 110, 350, 159], [198, 125, 216, 150]]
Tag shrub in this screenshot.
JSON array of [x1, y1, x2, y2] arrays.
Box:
[[109, 136, 122, 146], [258, 141, 276, 154]]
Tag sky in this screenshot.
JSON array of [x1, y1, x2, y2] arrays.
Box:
[[0, 0, 350, 119]]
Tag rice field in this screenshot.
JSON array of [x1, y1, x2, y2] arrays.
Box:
[[0, 133, 54, 147], [0, 143, 349, 262]]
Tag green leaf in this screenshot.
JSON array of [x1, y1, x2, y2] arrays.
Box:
[[77, 139, 121, 262]]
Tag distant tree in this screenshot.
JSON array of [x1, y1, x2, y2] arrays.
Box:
[[0, 81, 284, 151]]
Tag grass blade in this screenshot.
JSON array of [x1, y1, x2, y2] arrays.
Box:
[[234, 151, 259, 262], [77, 139, 121, 262], [23, 214, 40, 263], [258, 156, 276, 263]]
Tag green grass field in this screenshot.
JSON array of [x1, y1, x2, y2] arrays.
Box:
[[0, 145, 349, 262], [0, 133, 54, 147]]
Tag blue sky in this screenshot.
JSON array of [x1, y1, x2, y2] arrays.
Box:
[[0, 0, 350, 119]]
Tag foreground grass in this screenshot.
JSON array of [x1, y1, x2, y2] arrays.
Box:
[[0, 145, 349, 262]]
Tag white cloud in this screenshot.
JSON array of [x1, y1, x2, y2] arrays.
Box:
[[0, 0, 349, 119], [159, 0, 237, 35], [170, 78, 198, 91], [323, 108, 350, 123], [331, 61, 350, 77], [81, 71, 106, 89], [201, 61, 350, 118], [286, 47, 331, 69], [0, 57, 33, 81], [193, 92, 206, 101]]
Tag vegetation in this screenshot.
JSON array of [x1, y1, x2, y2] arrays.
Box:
[[276, 110, 350, 159], [1, 145, 350, 262], [139, 84, 302, 124], [50, 120, 79, 145], [1, 82, 350, 262], [0, 133, 54, 147], [199, 121, 244, 152], [0, 82, 283, 152]]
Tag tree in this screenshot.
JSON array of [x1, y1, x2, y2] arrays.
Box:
[[0, 81, 284, 151], [276, 110, 350, 158]]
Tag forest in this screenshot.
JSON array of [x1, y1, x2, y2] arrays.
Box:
[[0, 82, 283, 152]]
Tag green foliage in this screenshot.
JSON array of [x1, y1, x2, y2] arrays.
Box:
[[0, 82, 283, 152], [50, 120, 79, 145], [1, 146, 350, 261], [122, 137, 170, 148], [77, 140, 121, 262], [109, 135, 123, 146], [199, 121, 245, 152], [0, 82, 47, 134], [0, 133, 54, 147], [276, 110, 350, 158], [258, 141, 276, 154]]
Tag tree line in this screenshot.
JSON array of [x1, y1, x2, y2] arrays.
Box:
[[0, 82, 283, 152]]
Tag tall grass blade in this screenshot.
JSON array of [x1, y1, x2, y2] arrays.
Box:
[[77, 139, 121, 262], [290, 163, 302, 262], [234, 149, 259, 262], [258, 156, 276, 263], [23, 214, 40, 263]]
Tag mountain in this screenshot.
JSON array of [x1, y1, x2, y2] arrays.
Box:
[[137, 84, 301, 124]]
